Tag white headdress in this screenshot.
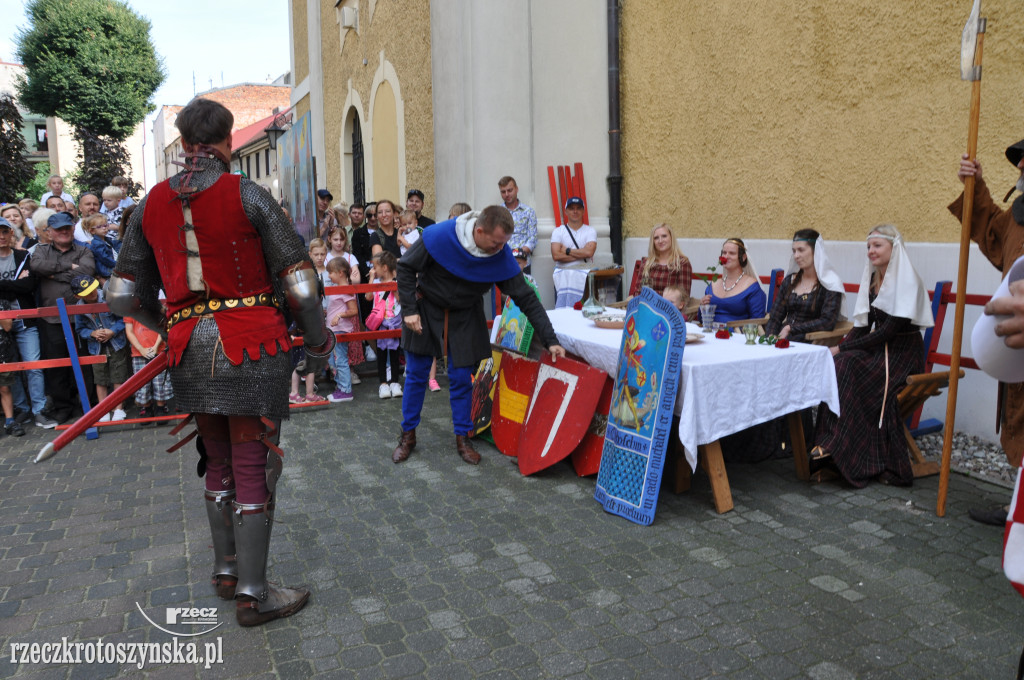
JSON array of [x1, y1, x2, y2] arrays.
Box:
[[786, 236, 847, 317], [852, 226, 934, 329]]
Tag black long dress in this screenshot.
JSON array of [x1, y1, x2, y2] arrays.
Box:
[[814, 295, 924, 487], [763, 274, 843, 341]]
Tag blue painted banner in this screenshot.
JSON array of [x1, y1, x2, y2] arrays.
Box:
[[594, 287, 685, 525]]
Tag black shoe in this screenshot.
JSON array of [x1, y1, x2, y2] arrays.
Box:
[[138, 405, 155, 426], [5, 421, 25, 437], [53, 409, 73, 425], [14, 410, 33, 425], [156, 404, 170, 416], [969, 505, 1009, 526], [34, 413, 58, 429]]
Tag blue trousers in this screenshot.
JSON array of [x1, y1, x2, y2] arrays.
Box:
[[11, 322, 46, 415], [401, 350, 473, 435]]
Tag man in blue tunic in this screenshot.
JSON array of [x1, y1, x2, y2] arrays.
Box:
[[393, 206, 565, 464]]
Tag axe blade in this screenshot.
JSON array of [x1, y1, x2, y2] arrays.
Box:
[[960, 0, 984, 81]]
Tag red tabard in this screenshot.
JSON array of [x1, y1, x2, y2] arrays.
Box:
[[142, 174, 290, 366]]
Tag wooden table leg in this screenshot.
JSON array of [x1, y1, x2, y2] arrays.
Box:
[[700, 440, 734, 514], [788, 411, 810, 481]]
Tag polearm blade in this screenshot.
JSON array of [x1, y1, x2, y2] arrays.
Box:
[[938, 0, 986, 517], [34, 352, 170, 463]]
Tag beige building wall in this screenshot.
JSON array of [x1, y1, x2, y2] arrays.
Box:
[[620, 2, 1024, 245], [291, 0, 309, 86], [318, 0, 435, 216]]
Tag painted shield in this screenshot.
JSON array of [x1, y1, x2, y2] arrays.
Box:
[[517, 355, 607, 476], [570, 375, 614, 477], [491, 352, 539, 456], [594, 287, 685, 526], [470, 348, 503, 437]]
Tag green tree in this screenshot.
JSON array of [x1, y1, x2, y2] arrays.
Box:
[[14, 0, 164, 194], [15, 0, 165, 140], [0, 93, 36, 200]]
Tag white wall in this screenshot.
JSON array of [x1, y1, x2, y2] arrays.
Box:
[[623, 235, 1006, 446], [430, 0, 609, 223]]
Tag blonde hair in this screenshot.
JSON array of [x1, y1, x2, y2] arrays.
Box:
[[448, 202, 471, 218], [308, 237, 327, 253], [101, 185, 124, 200], [399, 209, 418, 225], [642, 223, 689, 280], [83, 213, 108, 232]]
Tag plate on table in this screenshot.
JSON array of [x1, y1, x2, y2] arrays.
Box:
[[593, 317, 625, 330], [685, 333, 704, 344]]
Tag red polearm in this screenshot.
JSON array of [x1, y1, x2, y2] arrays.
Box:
[[35, 352, 170, 463]]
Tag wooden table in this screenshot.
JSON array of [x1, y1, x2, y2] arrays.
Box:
[[547, 308, 840, 513]]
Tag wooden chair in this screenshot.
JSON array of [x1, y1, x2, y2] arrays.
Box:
[[896, 369, 964, 478], [804, 320, 854, 347]]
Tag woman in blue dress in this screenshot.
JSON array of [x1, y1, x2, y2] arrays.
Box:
[[700, 237, 766, 323]]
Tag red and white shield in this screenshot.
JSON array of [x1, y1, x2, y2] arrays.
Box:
[[491, 352, 539, 456], [517, 355, 607, 476], [570, 375, 614, 477]]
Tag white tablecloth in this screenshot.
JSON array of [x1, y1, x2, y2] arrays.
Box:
[[547, 308, 841, 471]]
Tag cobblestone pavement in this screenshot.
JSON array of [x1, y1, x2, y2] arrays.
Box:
[[1, 377, 1023, 679]]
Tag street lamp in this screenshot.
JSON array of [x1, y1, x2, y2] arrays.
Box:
[[264, 113, 291, 151]]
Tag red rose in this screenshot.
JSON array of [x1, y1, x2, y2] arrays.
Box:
[[715, 329, 731, 339], [775, 338, 790, 348], [573, 301, 583, 310], [718, 256, 728, 266]]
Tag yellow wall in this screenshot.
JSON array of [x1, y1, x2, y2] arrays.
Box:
[[372, 81, 400, 202], [318, 0, 435, 214], [291, 0, 309, 85], [621, 2, 1024, 243]]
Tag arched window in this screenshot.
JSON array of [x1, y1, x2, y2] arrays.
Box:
[[351, 114, 365, 205]]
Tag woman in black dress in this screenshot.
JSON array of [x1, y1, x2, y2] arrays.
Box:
[[764, 229, 844, 341], [812, 224, 934, 487]]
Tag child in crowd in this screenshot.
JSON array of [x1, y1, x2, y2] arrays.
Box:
[[125, 313, 172, 423], [308, 238, 329, 305], [448, 203, 472, 219], [72, 275, 129, 422], [366, 251, 403, 399], [85, 214, 119, 282], [18, 199, 37, 224], [325, 258, 358, 402], [100, 185, 125, 227], [661, 284, 693, 320], [0, 298, 24, 437], [397, 210, 421, 256], [324, 227, 361, 282], [289, 324, 328, 404]]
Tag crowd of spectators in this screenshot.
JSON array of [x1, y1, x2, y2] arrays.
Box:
[[0, 172, 597, 434]]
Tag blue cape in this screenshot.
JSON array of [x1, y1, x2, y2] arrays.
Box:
[[421, 218, 520, 283]]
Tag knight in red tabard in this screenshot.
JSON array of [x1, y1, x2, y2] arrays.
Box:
[[107, 98, 335, 626]]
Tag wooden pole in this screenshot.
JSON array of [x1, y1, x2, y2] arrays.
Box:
[[938, 27, 985, 517]]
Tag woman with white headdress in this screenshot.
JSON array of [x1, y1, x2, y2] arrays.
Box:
[[700, 237, 766, 323], [811, 224, 934, 487], [764, 229, 845, 341]]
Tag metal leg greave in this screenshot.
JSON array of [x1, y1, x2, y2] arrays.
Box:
[[232, 499, 310, 627], [204, 490, 237, 600]]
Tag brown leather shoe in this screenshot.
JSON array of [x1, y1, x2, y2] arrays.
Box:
[[392, 429, 416, 463], [455, 434, 481, 465]]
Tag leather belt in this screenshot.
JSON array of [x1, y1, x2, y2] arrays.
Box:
[[167, 293, 280, 330]]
